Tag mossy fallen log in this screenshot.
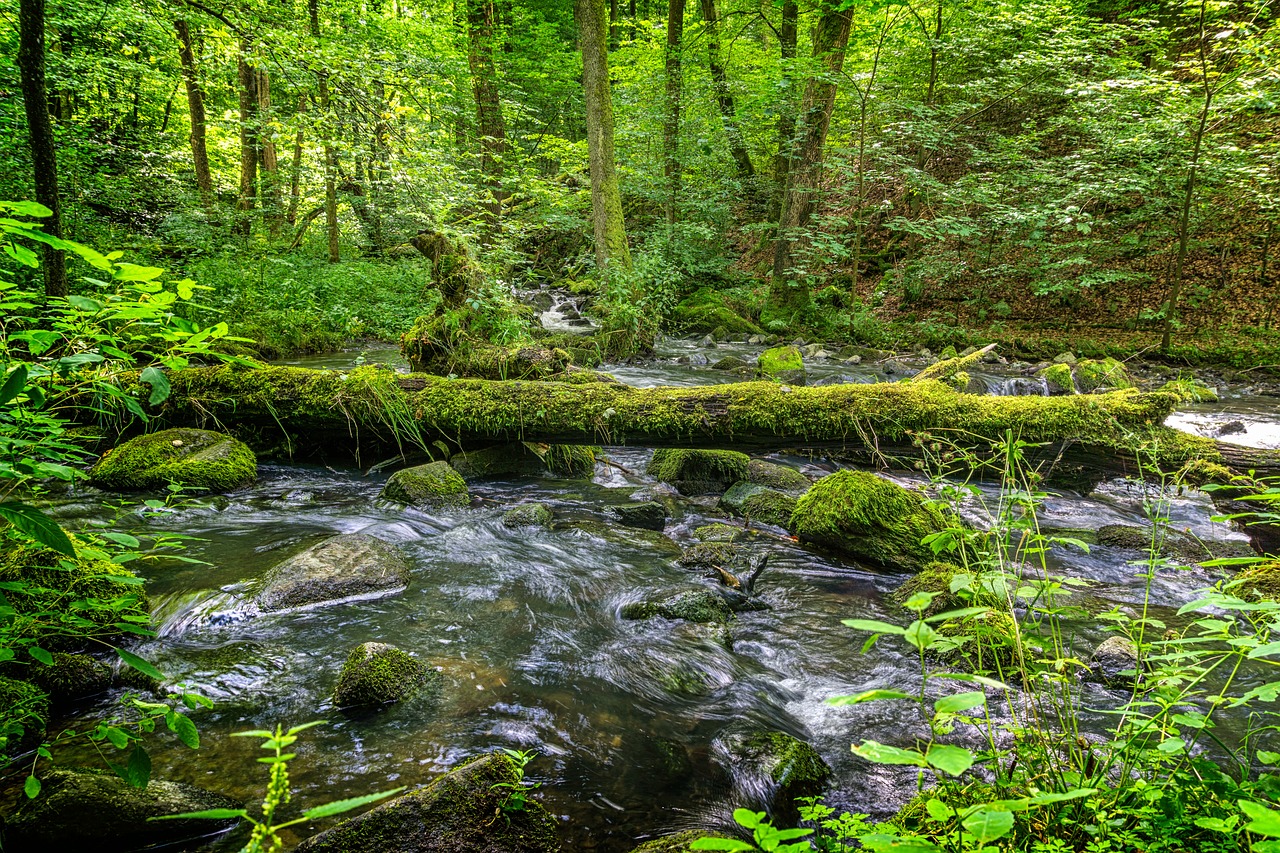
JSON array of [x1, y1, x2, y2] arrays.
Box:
[[136, 364, 1280, 480]]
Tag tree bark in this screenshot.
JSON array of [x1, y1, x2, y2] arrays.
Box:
[[699, 0, 755, 188], [257, 68, 283, 236], [174, 19, 215, 213], [17, 0, 68, 298], [287, 93, 306, 225], [664, 0, 685, 225], [575, 0, 631, 270], [468, 0, 507, 235], [235, 42, 259, 237], [309, 0, 340, 262], [769, 1, 853, 312], [768, 0, 798, 223]]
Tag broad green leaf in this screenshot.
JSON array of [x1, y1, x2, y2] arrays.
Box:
[[0, 364, 27, 405], [0, 502, 76, 556], [925, 798, 954, 821], [24, 775, 40, 798], [167, 712, 200, 749], [961, 808, 1015, 843], [28, 646, 53, 666], [1240, 799, 1280, 837], [853, 741, 927, 767], [827, 689, 911, 706], [1249, 641, 1280, 660], [842, 619, 906, 636], [4, 201, 53, 217], [114, 263, 165, 283], [120, 744, 152, 788], [116, 647, 166, 681], [689, 841, 755, 852], [301, 787, 406, 819], [926, 744, 975, 777], [150, 808, 248, 821], [858, 833, 942, 852], [139, 366, 171, 406], [934, 691, 985, 714]]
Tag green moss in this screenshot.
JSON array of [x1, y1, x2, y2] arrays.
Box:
[[790, 471, 950, 571], [744, 730, 832, 790], [746, 459, 810, 491], [670, 289, 763, 335], [937, 611, 1028, 675], [0, 676, 49, 758], [381, 461, 470, 508], [757, 345, 804, 378], [544, 444, 597, 478], [332, 642, 440, 708], [1040, 362, 1075, 395], [648, 449, 750, 495], [27, 652, 112, 704], [630, 830, 733, 852], [743, 490, 798, 527], [89, 428, 256, 493], [1159, 377, 1219, 404], [622, 589, 732, 624], [694, 523, 744, 542], [1231, 561, 1280, 602], [1075, 357, 1133, 393], [502, 503, 553, 528], [1178, 458, 1232, 487], [893, 562, 1003, 617], [678, 543, 745, 569]]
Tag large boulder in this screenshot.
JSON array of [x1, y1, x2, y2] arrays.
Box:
[[294, 752, 560, 853], [789, 471, 948, 571], [2, 769, 241, 853], [382, 461, 470, 508], [256, 534, 411, 611], [333, 642, 440, 708], [89, 428, 256, 493], [647, 449, 749, 496], [757, 346, 805, 384], [715, 730, 831, 826]]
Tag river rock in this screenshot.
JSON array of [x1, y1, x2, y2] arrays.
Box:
[[2, 769, 241, 853], [256, 533, 411, 611], [694, 522, 744, 542], [503, 503, 554, 528], [89, 428, 256, 493], [1075, 357, 1134, 392], [678, 543, 748, 571], [715, 730, 831, 826], [789, 471, 948, 571], [294, 752, 559, 853], [0, 676, 48, 757], [27, 652, 113, 706], [746, 459, 810, 491], [711, 355, 750, 371], [1091, 635, 1140, 688], [611, 501, 667, 531], [720, 482, 797, 528], [333, 642, 440, 708], [382, 461, 470, 508], [757, 345, 805, 383], [1096, 523, 1252, 563], [629, 831, 734, 852], [621, 589, 732, 624], [647, 449, 749, 496], [449, 444, 595, 479]]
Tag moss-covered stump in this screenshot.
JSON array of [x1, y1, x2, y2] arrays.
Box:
[[294, 752, 560, 853], [746, 459, 810, 491], [1096, 524, 1252, 563], [789, 471, 949, 571], [611, 501, 668, 531], [89, 427, 255, 493], [629, 831, 734, 852], [333, 642, 439, 709], [256, 534, 411, 611], [720, 482, 797, 528], [2, 769, 242, 853], [0, 675, 49, 758], [670, 288, 762, 336], [381, 461, 470, 508], [621, 589, 733, 624], [757, 345, 805, 384], [892, 562, 1004, 617], [26, 652, 113, 706], [449, 443, 596, 480], [503, 503, 554, 528], [648, 449, 750, 495], [717, 730, 832, 827]]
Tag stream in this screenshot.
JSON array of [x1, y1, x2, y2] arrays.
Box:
[[35, 336, 1280, 850]]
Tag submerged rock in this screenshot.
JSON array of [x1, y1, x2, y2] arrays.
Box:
[[717, 730, 832, 826], [1091, 635, 1140, 688], [694, 522, 744, 543], [1096, 524, 1252, 563], [789, 471, 949, 571], [256, 533, 411, 611], [333, 642, 440, 708], [381, 461, 470, 508], [621, 589, 732, 624], [892, 561, 1003, 617], [647, 449, 749, 495], [2, 769, 241, 853], [503, 503, 554, 528], [611, 501, 667, 531], [89, 427, 256, 493], [294, 752, 559, 853], [678, 543, 748, 571]]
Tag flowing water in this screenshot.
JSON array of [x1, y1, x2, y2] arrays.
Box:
[[32, 337, 1280, 851]]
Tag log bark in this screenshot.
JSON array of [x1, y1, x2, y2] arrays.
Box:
[[142, 366, 1278, 481]]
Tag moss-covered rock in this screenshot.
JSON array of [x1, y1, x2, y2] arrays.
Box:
[[629, 831, 734, 852], [718, 730, 831, 826], [712, 356, 750, 371], [647, 449, 750, 495], [1075, 357, 1133, 393], [294, 752, 560, 853], [333, 642, 440, 708], [757, 345, 804, 381], [789, 471, 949, 571], [621, 589, 733, 624], [382, 461, 470, 508], [1040, 362, 1075, 396], [720, 482, 797, 528], [746, 459, 810, 492], [503, 503, 553, 528], [678, 543, 747, 571], [1231, 561, 1280, 602], [0, 675, 49, 758], [1159, 377, 1219, 404], [89, 428, 256, 493], [892, 562, 1003, 617], [449, 443, 595, 480], [670, 289, 763, 336], [256, 534, 412, 611], [26, 652, 112, 706], [694, 523, 744, 542], [611, 501, 668, 531], [2, 769, 242, 853], [1091, 635, 1139, 688], [544, 444, 597, 478], [936, 611, 1028, 675], [1097, 523, 1252, 563]]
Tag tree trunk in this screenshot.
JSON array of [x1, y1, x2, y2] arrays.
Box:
[[575, 0, 631, 270], [699, 0, 755, 189], [309, 0, 340, 262], [768, 0, 798, 223], [468, 0, 507, 235], [663, 0, 685, 225], [174, 19, 214, 213], [769, 1, 853, 312], [235, 43, 259, 238], [17, 0, 68, 298], [257, 68, 283, 236], [287, 93, 306, 225]]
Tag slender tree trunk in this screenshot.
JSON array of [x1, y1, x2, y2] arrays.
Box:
[[849, 10, 896, 299], [769, 1, 853, 311], [309, 0, 340, 262], [235, 42, 259, 238], [768, 0, 798, 223], [17, 0, 68, 298], [905, 0, 943, 219], [575, 0, 631, 270], [609, 0, 620, 47], [287, 93, 306, 225], [257, 69, 283, 236], [663, 0, 685, 225], [699, 0, 755, 190], [468, 0, 507, 236]]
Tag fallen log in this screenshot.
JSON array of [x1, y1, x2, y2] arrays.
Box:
[[141, 364, 1280, 480]]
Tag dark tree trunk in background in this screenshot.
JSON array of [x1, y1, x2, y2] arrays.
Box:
[[257, 68, 283, 235], [175, 19, 215, 213], [468, 0, 507, 236], [699, 0, 755, 194], [770, 2, 853, 312], [287, 93, 306, 225], [575, 0, 631, 270], [17, 0, 68, 298], [235, 43, 259, 237], [768, 0, 798, 223], [309, 0, 340, 262], [663, 0, 685, 225], [609, 0, 620, 46]]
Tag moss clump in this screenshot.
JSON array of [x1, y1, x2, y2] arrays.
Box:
[[89, 428, 256, 493], [757, 345, 804, 378], [630, 831, 733, 852], [332, 642, 439, 708], [381, 460, 470, 508], [1040, 362, 1075, 395], [678, 543, 746, 570], [544, 444, 597, 478], [1178, 458, 1232, 487], [0, 676, 49, 758], [743, 490, 797, 528], [694, 523, 743, 543], [1075, 357, 1133, 393], [502, 503, 553, 528], [746, 459, 810, 491], [1231, 561, 1280, 602], [789, 471, 950, 571], [937, 611, 1028, 675], [27, 652, 112, 705], [670, 288, 763, 335], [622, 589, 733, 624], [893, 562, 1004, 617], [647, 448, 750, 495], [1159, 377, 1219, 404]]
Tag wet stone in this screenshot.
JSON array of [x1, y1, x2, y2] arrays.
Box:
[[256, 533, 412, 611], [611, 501, 667, 530]]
